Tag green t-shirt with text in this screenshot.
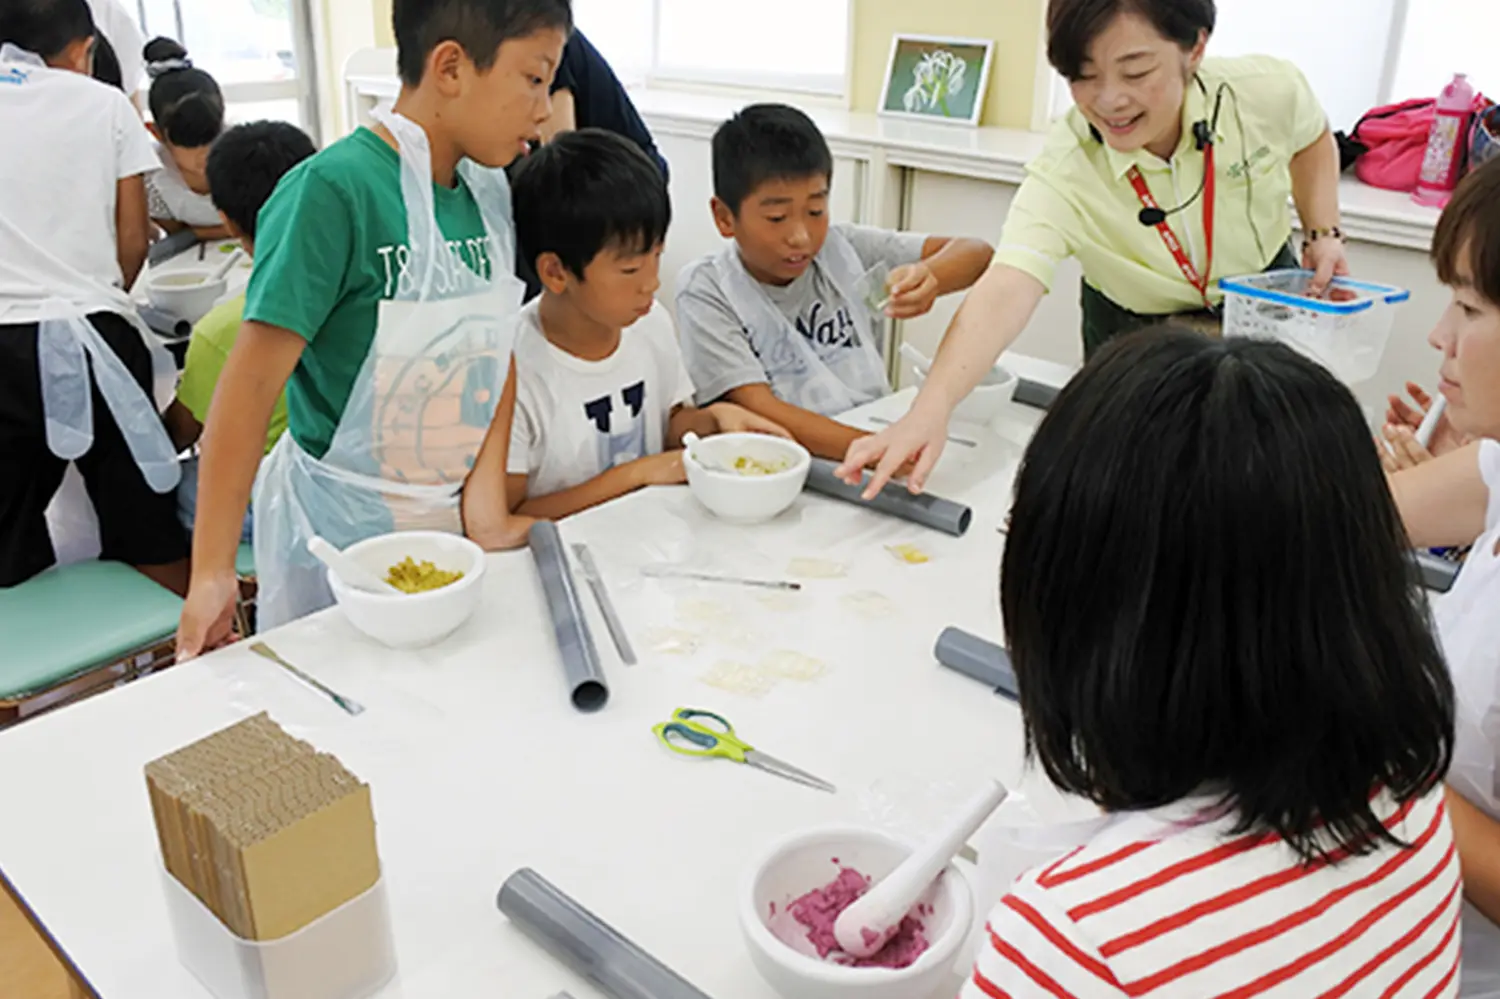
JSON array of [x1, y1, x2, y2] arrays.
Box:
[[244, 127, 499, 459]]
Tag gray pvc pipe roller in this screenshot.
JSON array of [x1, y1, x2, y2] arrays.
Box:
[[934, 627, 1019, 701], [1414, 550, 1460, 593], [147, 227, 199, 265], [498, 869, 713, 999], [1013, 377, 1061, 411], [528, 522, 609, 713], [804, 459, 972, 536]]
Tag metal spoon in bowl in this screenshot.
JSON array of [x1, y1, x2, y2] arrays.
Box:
[[306, 536, 402, 595]]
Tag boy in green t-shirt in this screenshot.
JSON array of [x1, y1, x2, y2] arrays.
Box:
[[166, 120, 316, 541], [177, 0, 572, 656]]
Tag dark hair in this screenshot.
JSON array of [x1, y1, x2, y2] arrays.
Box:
[[91, 29, 122, 88], [0, 0, 93, 60], [711, 103, 833, 214], [510, 128, 670, 278], [1002, 329, 1454, 863], [205, 121, 317, 240], [1433, 158, 1500, 306], [392, 0, 571, 87], [1047, 0, 1216, 81], [144, 37, 223, 148]]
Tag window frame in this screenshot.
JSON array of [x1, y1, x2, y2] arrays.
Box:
[[130, 0, 321, 140], [640, 0, 855, 100], [1031, 0, 1417, 133]]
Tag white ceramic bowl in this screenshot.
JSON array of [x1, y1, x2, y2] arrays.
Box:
[[147, 269, 227, 324], [684, 433, 811, 525], [325, 531, 486, 649], [741, 826, 973, 999], [913, 363, 1019, 427]]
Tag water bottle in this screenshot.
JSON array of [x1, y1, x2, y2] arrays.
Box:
[[1414, 73, 1476, 208]]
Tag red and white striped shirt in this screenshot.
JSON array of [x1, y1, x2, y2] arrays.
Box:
[[963, 789, 1460, 998]]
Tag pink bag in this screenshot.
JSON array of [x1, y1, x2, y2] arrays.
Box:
[[1351, 95, 1490, 192]]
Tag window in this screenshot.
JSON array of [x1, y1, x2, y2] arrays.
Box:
[[130, 0, 318, 135], [1044, 0, 1496, 135], [572, 0, 851, 97]]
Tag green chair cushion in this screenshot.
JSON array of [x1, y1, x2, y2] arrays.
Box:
[[236, 543, 256, 578], [0, 561, 183, 700]]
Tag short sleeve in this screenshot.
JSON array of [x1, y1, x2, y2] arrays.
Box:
[[551, 33, 583, 94], [1479, 440, 1500, 532], [1278, 59, 1331, 153], [674, 261, 770, 404], [646, 306, 696, 409], [177, 327, 232, 424], [992, 174, 1078, 292], [145, 171, 172, 220], [112, 93, 156, 179], [243, 164, 355, 343], [506, 381, 539, 476], [962, 887, 1126, 999], [835, 223, 927, 274]]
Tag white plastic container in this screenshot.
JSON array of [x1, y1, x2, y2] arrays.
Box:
[[147, 269, 228, 324], [1219, 270, 1410, 385], [911, 363, 1019, 427], [160, 867, 397, 999]]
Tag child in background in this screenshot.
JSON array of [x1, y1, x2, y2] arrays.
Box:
[[675, 103, 992, 463], [504, 129, 789, 520], [0, 0, 186, 591], [165, 120, 317, 541], [143, 37, 228, 239], [175, 0, 571, 655]]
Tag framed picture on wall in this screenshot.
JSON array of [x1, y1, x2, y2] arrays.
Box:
[[879, 34, 994, 127]]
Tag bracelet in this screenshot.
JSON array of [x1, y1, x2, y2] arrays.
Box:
[[1304, 226, 1345, 243]]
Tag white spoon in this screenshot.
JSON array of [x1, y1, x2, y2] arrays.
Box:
[[208, 247, 245, 283], [681, 431, 733, 474], [833, 779, 1009, 958], [307, 537, 402, 595]]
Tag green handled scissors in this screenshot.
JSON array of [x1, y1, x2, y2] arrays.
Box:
[[652, 708, 836, 794]]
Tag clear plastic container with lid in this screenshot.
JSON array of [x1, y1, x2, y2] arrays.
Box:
[[1219, 270, 1411, 384]]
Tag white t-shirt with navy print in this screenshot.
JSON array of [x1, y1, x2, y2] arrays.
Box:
[[508, 298, 695, 497]]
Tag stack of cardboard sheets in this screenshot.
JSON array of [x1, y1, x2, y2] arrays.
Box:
[[145, 712, 380, 941]]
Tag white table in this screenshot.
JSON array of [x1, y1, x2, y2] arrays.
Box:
[[0, 389, 1064, 999]]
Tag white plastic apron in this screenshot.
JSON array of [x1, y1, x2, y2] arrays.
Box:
[[2, 44, 180, 496], [1435, 523, 1500, 997], [712, 228, 889, 417], [252, 106, 523, 630]]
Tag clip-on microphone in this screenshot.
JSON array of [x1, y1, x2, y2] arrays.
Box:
[[1137, 82, 1226, 228]]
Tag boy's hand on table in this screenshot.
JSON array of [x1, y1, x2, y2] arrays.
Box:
[[1386, 382, 1467, 457], [635, 450, 687, 487], [176, 572, 241, 661], [885, 262, 940, 320], [706, 402, 794, 439]]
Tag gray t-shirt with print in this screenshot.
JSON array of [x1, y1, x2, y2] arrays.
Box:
[[674, 222, 927, 406]]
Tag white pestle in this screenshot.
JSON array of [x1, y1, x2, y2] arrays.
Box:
[[307, 536, 403, 595], [899, 341, 930, 376], [209, 247, 246, 283], [681, 431, 732, 474], [1415, 394, 1449, 450], [833, 778, 1009, 959]]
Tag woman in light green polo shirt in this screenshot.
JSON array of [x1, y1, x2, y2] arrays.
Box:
[[841, 0, 1350, 496]]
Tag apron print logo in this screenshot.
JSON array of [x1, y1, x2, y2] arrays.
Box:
[[585, 381, 648, 470], [1, 67, 29, 85], [374, 313, 509, 484]]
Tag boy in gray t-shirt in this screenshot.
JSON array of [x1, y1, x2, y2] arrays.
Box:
[[674, 103, 992, 463]]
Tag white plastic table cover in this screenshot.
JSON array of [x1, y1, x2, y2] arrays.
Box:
[[0, 388, 1077, 999]]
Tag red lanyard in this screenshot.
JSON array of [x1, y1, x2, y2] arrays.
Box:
[[1127, 143, 1217, 311]]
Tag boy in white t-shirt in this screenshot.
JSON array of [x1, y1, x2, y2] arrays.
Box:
[[504, 129, 790, 520], [0, 0, 187, 590]]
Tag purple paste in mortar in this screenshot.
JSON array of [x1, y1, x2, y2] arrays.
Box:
[[780, 867, 932, 969]]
